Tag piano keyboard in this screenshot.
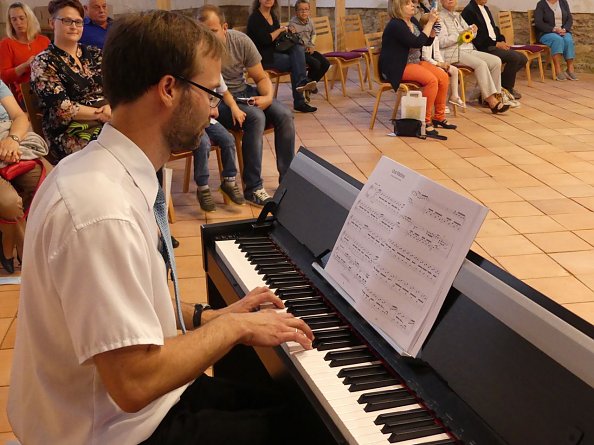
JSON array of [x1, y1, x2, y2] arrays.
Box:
[[216, 237, 458, 445]]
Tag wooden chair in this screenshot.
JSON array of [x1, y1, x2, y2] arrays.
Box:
[[452, 64, 474, 113], [498, 11, 545, 86], [312, 16, 365, 98], [340, 14, 373, 90], [20, 82, 45, 139], [527, 9, 556, 80], [364, 33, 421, 129], [378, 11, 390, 32]]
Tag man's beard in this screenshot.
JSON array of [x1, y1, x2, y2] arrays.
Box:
[[164, 90, 205, 153]]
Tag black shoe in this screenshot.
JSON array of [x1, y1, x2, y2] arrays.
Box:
[[432, 119, 457, 130], [171, 236, 180, 249], [490, 101, 510, 114], [294, 103, 317, 113], [0, 254, 14, 274], [425, 127, 448, 140], [311, 86, 319, 94], [510, 89, 522, 100]]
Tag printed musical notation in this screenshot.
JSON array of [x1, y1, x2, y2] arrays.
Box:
[[325, 157, 488, 357]]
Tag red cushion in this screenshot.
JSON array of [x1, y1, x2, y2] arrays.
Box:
[[324, 51, 362, 60], [510, 45, 545, 53]]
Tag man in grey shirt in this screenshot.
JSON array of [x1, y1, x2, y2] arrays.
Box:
[[199, 5, 295, 207]]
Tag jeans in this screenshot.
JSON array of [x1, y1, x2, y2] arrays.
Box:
[[217, 85, 295, 197], [539, 32, 575, 60], [305, 51, 331, 82], [193, 122, 238, 187], [264, 44, 308, 108]]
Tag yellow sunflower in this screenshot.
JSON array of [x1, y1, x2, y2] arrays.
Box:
[[457, 30, 474, 45]]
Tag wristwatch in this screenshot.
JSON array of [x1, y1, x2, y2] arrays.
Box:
[[8, 134, 20, 143], [193, 303, 212, 328]]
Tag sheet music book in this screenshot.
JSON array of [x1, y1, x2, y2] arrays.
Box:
[[324, 156, 488, 357]]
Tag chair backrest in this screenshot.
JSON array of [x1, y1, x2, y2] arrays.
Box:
[[364, 32, 384, 85], [498, 11, 515, 45], [527, 10, 538, 44], [20, 82, 44, 138], [340, 14, 366, 51], [312, 16, 335, 54], [378, 11, 390, 32]]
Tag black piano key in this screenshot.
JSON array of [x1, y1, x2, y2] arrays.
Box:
[[270, 281, 310, 289], [316, 339, 362, 351], [420, 440, 457, 445], [300, 314, 342, 330], [381, 418, 438, 434], [234, 236, 271, 243], [246, 253, 285, 260], [388, 425, 445, 443], [337, 363, 387, 379], [253, 259, 291, 266], [240, 245, 278, 253], [287, 306, 331, 317], [267, 278, 310, 287], [277, 288, 316, 298], [365, 396, 418, 411], [347, 375, 400, 392], [358, 388, 410, 404], [374, 408, 430, 426], [263, 272, 302, 281], [255, 265, 295, 273], [324, 347, 375, 367]]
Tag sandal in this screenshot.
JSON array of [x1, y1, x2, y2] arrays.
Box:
[[449, 97, 466, 108], [490, 101, 510, 114], [432, 119, 457, 130]]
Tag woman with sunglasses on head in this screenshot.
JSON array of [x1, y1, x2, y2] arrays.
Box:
[[0, 2, 50, 108], [30, 0, 108, 164]]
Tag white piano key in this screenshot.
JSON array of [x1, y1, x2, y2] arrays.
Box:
[[216, 240, 267, 293]]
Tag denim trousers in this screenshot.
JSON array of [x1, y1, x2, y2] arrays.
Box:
[[540, 32, 575, 60], [193, 122, 238, 187], [264, 44, 308, 108], [217, 85, 295, 196]]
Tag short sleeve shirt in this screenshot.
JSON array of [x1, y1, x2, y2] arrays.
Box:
[[0, 80, 12, 122], [222, 29, 262, 94]]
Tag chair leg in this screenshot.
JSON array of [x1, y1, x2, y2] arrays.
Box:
[[392, 88, 404, 121], [537, 54, 545, 83], [337, 64, 347, 96], [168, 194, 176, 223], [459, 71, 467, 113], [231, 130, 244, 185], [273, 76, 281, 98], [183, 155, 192, 193], [370, 89, 384, 129], [213, 145, 223, 182], [525, 61, 532, 87], [364, 53, 373, 90], [356, 63, 365, 92], [323, 73, 330, 102]]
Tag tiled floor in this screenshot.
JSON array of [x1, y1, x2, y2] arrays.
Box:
[[2, 70, 594, 441]]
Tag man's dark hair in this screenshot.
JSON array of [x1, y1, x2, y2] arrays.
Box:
[[48, 0, 84, 18], [102, 10, 224, 109]]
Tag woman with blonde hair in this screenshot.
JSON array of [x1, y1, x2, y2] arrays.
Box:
[[379, 0, 455, 138], [0, 2, 50, 107]]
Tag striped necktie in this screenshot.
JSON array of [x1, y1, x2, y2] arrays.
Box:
[[154, 185, 186, 333]]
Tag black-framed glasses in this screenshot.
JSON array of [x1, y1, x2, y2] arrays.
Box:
[[54, 17, 84, 27], [174, 75, 223, 108]]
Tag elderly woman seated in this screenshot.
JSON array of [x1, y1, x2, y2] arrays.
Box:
[[534, 0, 577, 81], [0, 79, 47, 274], [30, 0, 109, 164], [438, 0, 513, 113]]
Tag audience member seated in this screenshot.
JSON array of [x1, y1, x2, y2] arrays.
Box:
[[80, 0, 112, 49], [193, 75, 245, 212], [379, 0, 454, 139], [419, 13, 466, 110], [247, 0, 317, 113], [288, 0, 330, 100], [0, 2, 50, 107], [31, 0, 109, 165], [199, 5, 296, 207], [0, 79, 48, 274], [461, 0, 527, 100], [439, 0, 512, 113], [534, 0, 577, 81]]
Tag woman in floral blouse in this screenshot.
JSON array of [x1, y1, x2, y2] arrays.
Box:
[[30, 0, 110, 164]]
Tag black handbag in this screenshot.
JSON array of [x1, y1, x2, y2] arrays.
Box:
[[274, 31, 302, 53], [394, 118, 425, 139]]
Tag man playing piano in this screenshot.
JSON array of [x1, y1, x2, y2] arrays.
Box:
[[8, 10, 312, 445]]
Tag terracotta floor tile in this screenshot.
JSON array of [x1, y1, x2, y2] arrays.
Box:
[[0, 432, 16, 441], [0, 349, 12, 386], [478, 219, 518, 237], [0, 387, 10, 432], [476, 235, 541, 256], [529, 198, 589, 215], [1, 320, 15, 350], [574, 229, 594, 246], [495, 254, 568, 279], [525, 232, 592, 253], [170, 220, 202, 238], [502, 215, 566, 233], [0, 293, 18, 319], [537, 174, 584, 186], [562, 302, 594, 324], [470, 188, 523, 203], [488, 201, 543, 217], [551, 213, 594, 230], [551, 184, 594, 198], [573, 197, 594, 212], [0, 320, 10, 349], [175, 256, 205, 279], [550, 251, 594, 276], [511, 186, 566, 201], [524, 276, 594, 304]]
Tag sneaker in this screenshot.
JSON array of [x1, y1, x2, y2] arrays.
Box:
[[510, 89, 522, 100], [566, 70, 578, 81], [246, 188, 272, 207], [501, 89, 520, 108], [296, 79, 317, 93], [449, 97, 466, 108], [197, 188, 216, 212], [294, 103, 317, 113], [220, 181, 246, 205], [556, 72, 567, 81]]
